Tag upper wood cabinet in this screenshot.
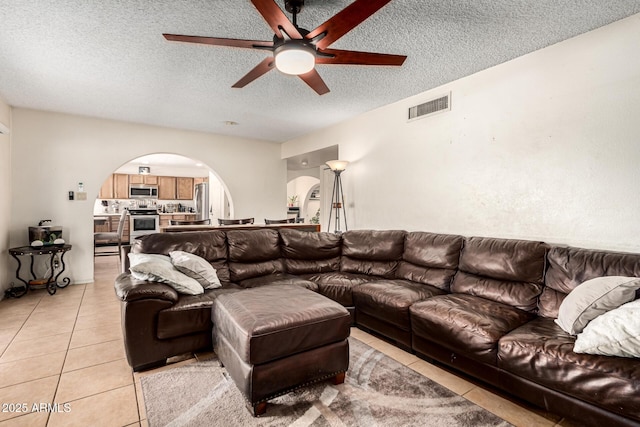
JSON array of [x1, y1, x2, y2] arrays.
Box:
[[129, 174, 143, 184], [144, 175, 158, 185], [98, 174, 114, 199], [113, 174, 129, 199], [130, 174, 158, 185], [177, 177, 194, 200], [100, 173, 201, 200], [158, 176, 177, 200]]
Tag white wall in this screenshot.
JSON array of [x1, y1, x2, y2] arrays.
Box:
[[10, 109, 286, 284], [0, 98, 11, 295], [282, 14, 640, 252]]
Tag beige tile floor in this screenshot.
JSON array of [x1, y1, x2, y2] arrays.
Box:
[[0, 255, 578, 427]]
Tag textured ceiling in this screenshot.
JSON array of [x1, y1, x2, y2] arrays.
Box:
[[1, 1, 639, 142]]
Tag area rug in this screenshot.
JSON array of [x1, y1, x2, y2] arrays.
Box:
[[141, 337, 511, 427]]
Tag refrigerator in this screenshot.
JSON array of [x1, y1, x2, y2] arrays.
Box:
[[194, 182, 210, 221]]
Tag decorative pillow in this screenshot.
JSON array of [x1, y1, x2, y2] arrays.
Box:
[[574, 299, 640, 358], [129, 260, 204, 295], [128, 253, 173, 269], [169, 251, 222, 289], [555, 276, 640, 335]]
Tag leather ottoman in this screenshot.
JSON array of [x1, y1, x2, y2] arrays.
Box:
[[212, 284, 351, 416]]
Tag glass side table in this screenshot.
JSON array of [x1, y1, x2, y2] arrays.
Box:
[[7, 244, 72, 297]]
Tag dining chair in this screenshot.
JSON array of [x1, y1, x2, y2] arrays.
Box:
[[218, 218, 255, 225], [94, 209, 128, 262], [264, 218, 295, 224], [169, 218, 211, 225]]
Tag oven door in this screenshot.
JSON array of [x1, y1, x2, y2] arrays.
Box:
[[130, 215, 159, 237]]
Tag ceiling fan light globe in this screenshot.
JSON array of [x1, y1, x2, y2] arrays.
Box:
[[275, 45, 315, 75]]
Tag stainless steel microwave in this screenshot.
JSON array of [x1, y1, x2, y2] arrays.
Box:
[[129, 184, 158, 198]]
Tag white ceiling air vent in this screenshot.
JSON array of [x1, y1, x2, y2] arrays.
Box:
[[408, 92, 451, 122]]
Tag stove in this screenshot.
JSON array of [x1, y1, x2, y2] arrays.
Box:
[[129, 208, 160, 242]]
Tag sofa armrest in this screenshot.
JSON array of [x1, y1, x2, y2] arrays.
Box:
[[114, 273, 179, 303], [120, 245, 132, 273]]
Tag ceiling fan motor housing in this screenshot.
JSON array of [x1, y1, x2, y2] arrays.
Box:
[[285, 0, 304, 14]]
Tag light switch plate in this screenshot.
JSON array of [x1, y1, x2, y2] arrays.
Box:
[[76, 192, 87, 201]]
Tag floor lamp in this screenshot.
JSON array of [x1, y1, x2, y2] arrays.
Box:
[[326, 160, 349, 233]]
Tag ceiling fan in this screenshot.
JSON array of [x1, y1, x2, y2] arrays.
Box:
[[163, 0, 406, 95]]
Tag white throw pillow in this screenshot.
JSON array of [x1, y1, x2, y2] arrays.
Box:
[[128, 253, 173, 268], [169, 251, 222, 289], [574, 299, 640, 358], [129, 260, 204, 295], [555, 276, 640, 335]]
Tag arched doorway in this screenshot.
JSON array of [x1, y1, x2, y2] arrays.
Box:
[[287, 176, 320, 224], [92, 153, 231, 270]]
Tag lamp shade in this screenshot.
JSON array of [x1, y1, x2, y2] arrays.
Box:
[[275, 43, 315, 75], [326, 160, 349, 171]]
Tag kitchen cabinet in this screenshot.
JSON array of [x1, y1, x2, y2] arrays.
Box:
[[144, 175, 158, 184], [129, 174, 143, 184], [129, 174, 158, 185], [98, 174, 114, 199], [158, 176, 177, 200], [113, 174, 129, 199], [101, 173, 201, 200], [177, 177, 194, 200]]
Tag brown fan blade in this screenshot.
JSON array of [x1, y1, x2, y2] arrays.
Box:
[[298, 69, 330, 95], [163, 34, 273, 49], [307, 0, 393, 50], [251, 0, 302, 39], [317, 49, 406, 66], [232, 57, 275, 88]]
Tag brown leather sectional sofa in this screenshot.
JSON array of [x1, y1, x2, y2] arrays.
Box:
[[114, 228, 640, 426]]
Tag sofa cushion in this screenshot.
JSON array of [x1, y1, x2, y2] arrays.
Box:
[[280, 229, 341, 274], [410, 294, 535, 365], [452, 271, 543, 313], [227, 230, 284, 282], [229, 259, 285, 283], [396, 232, 463, 291], [157, 284, 241, 339], [227, 229, 280, 262], [451, 237, 547, 313], [236, 273, 319, 292], [353, 279, 446, 330], [555, 276, 640, 335], [459, 237, 547, 283], [131, 231, 230, 283], [498, 317, 640, 420], [304, 272, 371, 306], [541, 245, 640, 318], [341, 230, 406, 278]]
